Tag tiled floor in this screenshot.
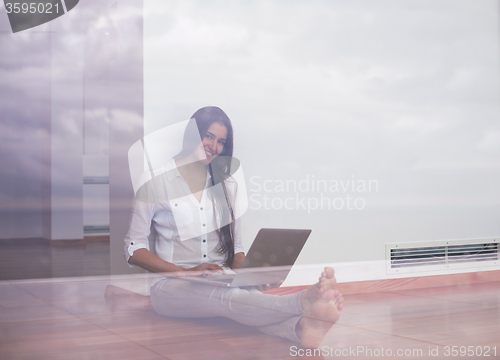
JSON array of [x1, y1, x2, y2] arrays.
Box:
[[1, 277, 499, 360]]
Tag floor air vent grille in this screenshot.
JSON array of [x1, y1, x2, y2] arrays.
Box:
[[386, 238, 499, 274]]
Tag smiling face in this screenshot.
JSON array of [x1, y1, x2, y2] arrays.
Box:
[[200, 121, 228, 164]]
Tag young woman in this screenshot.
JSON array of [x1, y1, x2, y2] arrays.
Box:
[[124, 106, 343, 348]]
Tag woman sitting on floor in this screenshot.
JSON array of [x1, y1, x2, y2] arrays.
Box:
[[124, 106, 343, 348]]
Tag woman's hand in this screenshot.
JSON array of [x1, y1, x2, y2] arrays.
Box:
[[129, 249, 226, 277], [187, 263, 226, 276]]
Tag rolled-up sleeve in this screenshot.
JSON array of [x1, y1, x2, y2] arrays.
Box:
[[124, 197, 155, 266]]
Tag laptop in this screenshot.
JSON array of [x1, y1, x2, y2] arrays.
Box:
[[176, 228, 311, 287]]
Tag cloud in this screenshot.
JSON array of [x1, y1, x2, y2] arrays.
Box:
[[0, 1, 144, 211], [143, 0, 500, 217]]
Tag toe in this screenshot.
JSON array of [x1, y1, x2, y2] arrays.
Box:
[[324, 267, 335, 279]]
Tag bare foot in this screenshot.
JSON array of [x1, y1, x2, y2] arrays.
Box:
[[319, 267, 337, 291], [300, 267, 337, 312], [300, 289, 342, 349]]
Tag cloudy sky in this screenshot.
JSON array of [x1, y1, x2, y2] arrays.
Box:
[[0, 1, 143, 240], [143, 0, 500, 265]]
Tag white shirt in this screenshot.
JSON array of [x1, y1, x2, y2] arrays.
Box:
[[124, 159, 245, 270]]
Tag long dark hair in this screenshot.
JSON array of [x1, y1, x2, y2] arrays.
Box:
[[177, 106, 236, 268]]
